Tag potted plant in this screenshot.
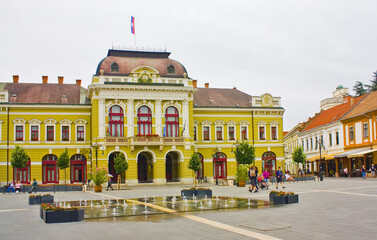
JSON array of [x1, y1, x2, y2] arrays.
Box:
[[40, 203, 84, 223], [29, 194, 54, 205], [235, 164, 249, 187], [286, 192, 299, 204], [89, 167, 108, 192]]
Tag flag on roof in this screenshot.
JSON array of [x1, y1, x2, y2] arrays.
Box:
[[131, 16, 135, 35]]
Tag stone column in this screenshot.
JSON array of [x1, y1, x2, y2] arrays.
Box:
[[182, 100, 190, 137], [155, 99, 162, 136], [98, 98, 105, 138], [127, 99, 134, 137]]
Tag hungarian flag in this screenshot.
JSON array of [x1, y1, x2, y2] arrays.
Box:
[[131, 16, 135, 35]]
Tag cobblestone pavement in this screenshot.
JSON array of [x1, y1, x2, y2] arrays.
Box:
[[1, 178, 376, 240]]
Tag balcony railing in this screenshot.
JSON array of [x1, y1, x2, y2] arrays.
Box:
[[104, 136, 185, 147]]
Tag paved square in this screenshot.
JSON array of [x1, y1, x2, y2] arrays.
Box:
[[0, 178, 376, 240]]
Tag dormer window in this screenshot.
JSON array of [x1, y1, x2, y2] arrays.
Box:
[[111, 63, 119, 72], [167, 65, 175, 74]]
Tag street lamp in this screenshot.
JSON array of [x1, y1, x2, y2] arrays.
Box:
[[212, 147, 220, 185], [318, 137, 325, 181], [92, 141, 100, 168]]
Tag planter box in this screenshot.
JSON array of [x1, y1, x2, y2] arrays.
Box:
[[237, 180, 246, 187], [181, 189, 212, 198], [41, 207, 84, 223], [181, 190, 196, 198], [286, 194, 299, 204], [29, 195, 54, 205], [196, 189, 212, 198], [270, 195, 286, 205]]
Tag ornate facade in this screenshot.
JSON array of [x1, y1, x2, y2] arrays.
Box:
[[0, 49, 285, 185]]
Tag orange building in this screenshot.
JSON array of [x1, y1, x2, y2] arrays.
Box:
[[340, 91, 377, 174]]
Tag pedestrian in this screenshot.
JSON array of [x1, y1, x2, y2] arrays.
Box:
[[248, 166, 258, 193], [275, 167, 285, 189], [361, 165, 366, 179], [344, 167, 348, 177], [29, 178, 37, 194], [15, 180, 22, 193], [299, 168, 303, 177], [106, 178, 113, 191], [263, 169, 270, 185], [370, 164, 376, 177], [285, 171, 295, 183], [7, 181, 15, 194], [255, 167, 259, 190]]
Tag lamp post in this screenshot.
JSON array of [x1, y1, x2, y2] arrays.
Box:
[[318, 137, 325, 181], [92, 141, 100, 168], [212, 148, 220, 185]]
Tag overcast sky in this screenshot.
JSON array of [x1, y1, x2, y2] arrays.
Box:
[[1, 0, 377, 131]]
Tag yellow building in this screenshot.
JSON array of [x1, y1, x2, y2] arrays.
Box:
[[0, 49, 285, 185]]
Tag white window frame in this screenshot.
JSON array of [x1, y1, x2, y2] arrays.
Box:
[[214, 120, 225, 142], [60, 119, 72, 142], [270, 125, 278, 141], [44, 119, 57, 143], [193, 120, 199, 141], [75, 119, 87, 142], [239, 121, 249, 140], [202, 125, 211, 141], [13, 118, 26, 143], [257, 121, 267, 141], [28, 119, 41, 142]]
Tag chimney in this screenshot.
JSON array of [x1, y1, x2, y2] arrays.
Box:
[[76, 79, 82, 86], [351, 97, 354, 106], [58, 76, 64, 84], [42, 76, 48, 84], [204, 83, 209, 88], [233, 86, 237, 90], [13, 75, 19, 83], [192, 80, 197, 88]]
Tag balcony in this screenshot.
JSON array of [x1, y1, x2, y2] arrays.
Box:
[[104, 136, 185, 152]]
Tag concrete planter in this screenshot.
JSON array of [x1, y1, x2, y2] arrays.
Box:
[[29, 195, 54, 205], [181, 190, 196, 198], [286, 194, 299, 204], [196, 189, 212, 198], [41, 207, 84, 223]]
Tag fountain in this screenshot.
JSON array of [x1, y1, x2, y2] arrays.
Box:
[[79, 198, 82, 206], [102, 197, 105, 205], [184, 199, 189, 207], [112, 208, 117, 215], [247, 198, 252, 206], [162, 195, 166, 203], [198, 201, 205, 210], [84, 200, 87, 206], [96, 202, 100, 208], [144, 195, 148, 202], [223, 199, 230, 208], [123, 200, 128, 207], [152, 196, 156, 202], [103, 205, 108, 212], [229, 196, 236, 203], [142, 205, 151, 214], [207, 199, 212, 207], [132, 202, 137, 210]]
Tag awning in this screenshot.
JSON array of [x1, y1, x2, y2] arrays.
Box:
[[306, 155, 319, 162], [334, 148, 372, 158], [324, 153, 339, 160], [348, 149, 377, 158]]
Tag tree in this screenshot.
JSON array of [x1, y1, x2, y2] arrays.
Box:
[[366, 71, 377, 92], [114, 153, 128, 190], [353, 81, 367, 96], [11, 146, 29, 181], [234, 141, 255, 165], [292, 146, 306, 171], [188, 152, 202, 188], [57, 148, 70, 185]]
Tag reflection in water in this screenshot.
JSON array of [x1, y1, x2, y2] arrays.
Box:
[[59, 196, 271, 221]]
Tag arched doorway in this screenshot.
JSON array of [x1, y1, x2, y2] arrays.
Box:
[[42, 154, 59, 184], [213, 152, 227, 180], [262, 151, 276, 175], [108, 152, 126, 183], [196, 153, 204, 180], [166, 152, 180, 182], [137, 152, 153, 183], [13, 160, 31, 184], [70, 154, 86, 183]]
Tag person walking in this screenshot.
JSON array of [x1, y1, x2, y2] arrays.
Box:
[[106, 178, 113, 191], [275, 167, 285, 189], [29, 179, 37, 194], [344, 167, 348, 177], [248, 166, 258, 193], [263, 169, 270, 185], [361, 165, 367, 179]]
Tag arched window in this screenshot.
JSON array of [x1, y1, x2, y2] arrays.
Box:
[[137, 106, 152, 135], [167, 65, 175, 74], [108, 105, 124, 137], [213, 152, 227, 179], [111, 63, 119, 72], [42, 154, 58, 184], [165, 106, 179, 137], [262, 151, 276, 175]]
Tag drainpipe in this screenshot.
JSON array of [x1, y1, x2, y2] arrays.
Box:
[[6, 106, 9, 185]]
